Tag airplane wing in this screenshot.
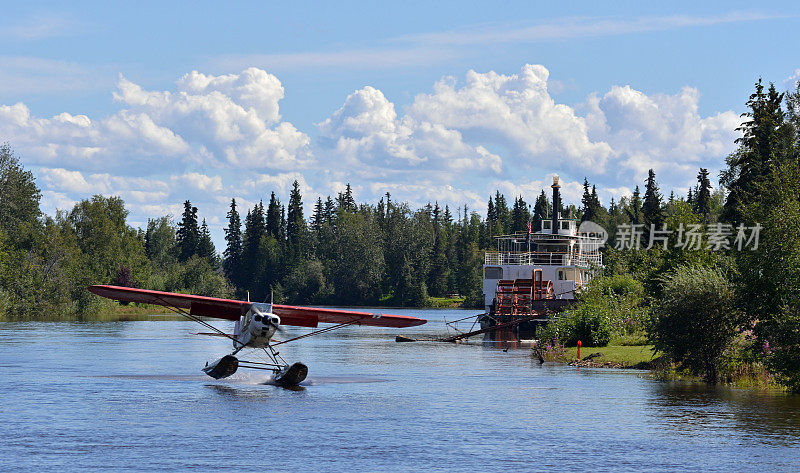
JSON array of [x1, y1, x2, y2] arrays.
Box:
[[87, 285, 426, 328], [88, 285, 248, 320], [272, 305, 427, 328]]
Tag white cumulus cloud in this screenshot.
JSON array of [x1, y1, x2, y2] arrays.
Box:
[[316, 64, 737, 194], [583, 85, 739, 184], [2, 68, 312, 173], [318, 86, 502, 173], [407, 64, 613, 172]]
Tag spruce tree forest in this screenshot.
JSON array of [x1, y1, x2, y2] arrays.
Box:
[[2, 79, 800, 391]]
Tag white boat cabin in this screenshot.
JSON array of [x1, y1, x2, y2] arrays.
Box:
[[482, 176, 604, 315]]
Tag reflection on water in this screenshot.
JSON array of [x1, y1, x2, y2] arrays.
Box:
[[650, 382, 800, 446], [299, 376, 390, 385], [205, 383, 305, 398], [1, 313, 799, 472]]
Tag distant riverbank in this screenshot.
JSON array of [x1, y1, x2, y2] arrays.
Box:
[[0, 303, 181, 322]]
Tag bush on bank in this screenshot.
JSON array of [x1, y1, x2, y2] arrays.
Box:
[[540, 274, 649, 347], [648, 264, 742, 384]]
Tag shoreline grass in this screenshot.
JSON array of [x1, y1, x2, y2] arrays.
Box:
[[426, 296, 466, 308], [0, 303, 183, 322], [563, 344, 658, 368], [552, 343, 786, 391]]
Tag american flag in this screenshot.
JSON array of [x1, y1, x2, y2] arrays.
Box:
[[526, 218, 531, 244]]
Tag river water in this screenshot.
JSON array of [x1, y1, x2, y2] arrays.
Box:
[[1, 308, 799, 472]]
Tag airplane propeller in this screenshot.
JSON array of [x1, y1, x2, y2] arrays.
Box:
[[266, 317, 286, 334], [252, 310, 285, 334]]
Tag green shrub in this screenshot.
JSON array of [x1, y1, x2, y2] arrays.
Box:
[[541, 275, 650, 347], [648, 264, 741, 383], [547, 304, 612, 347], [610, 333, 649, 346], [149, 255, 231, 298]]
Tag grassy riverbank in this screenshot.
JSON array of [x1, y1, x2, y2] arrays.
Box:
[[0, 302, 182, 322], [551, 343, 785, 391], [563, 345, 659, 369], [426, 296, 466, 308]]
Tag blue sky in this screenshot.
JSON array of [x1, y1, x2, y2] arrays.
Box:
[[2, 1, 799, 247]]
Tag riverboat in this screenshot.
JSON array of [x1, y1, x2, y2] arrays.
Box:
[[480, 176, 604, 337]]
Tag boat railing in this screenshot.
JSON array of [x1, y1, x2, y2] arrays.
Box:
[[484, 251, 603, 267]]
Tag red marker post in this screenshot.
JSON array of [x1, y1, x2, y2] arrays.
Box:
[[577, 340, 582, 361]]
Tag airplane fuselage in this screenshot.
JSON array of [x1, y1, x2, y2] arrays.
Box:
[[234, 303, 280, 349]]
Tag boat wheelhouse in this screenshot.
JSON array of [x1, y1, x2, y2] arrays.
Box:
[[482, 176, 604, 320]]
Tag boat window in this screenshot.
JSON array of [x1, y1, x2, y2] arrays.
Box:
[[558, 270, 566, 280], [484, 267, 503, 279], [561, 221, 570, 230], [542, 221, 551, 230]]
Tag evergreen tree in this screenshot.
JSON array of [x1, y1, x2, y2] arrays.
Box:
[[312, 197, 324, 234], [336, 184, 356, 212], [432, 202, 441, 225], [581, 178, 593, 221], [642, 170, 664, 229], [197, 219, 216, 264], [286, 180, 305, 263], [223, 198, 242, 287], [423, 202, 433, 219], [590, 185, 607, 225], [486, 196, 496, 229], [626, 186, 643, 225], [428, 204, 449, 297], [578, 177, 605, 224], [176, 200, 199, 262], [532, 190, 549, 231], [787, 78, 800, 141], [324, 196, 335, 224], [376, 197, 386, 228], [279, 205, 287, 246], [721, 79, 790, 224], [241, 203, 265, 293], [511, 196, 530, 233], [266, 192, 281, 239], [494, 191, 510, 233], [695, 168, 713, 220]]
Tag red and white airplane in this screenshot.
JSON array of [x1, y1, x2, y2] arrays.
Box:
[[88, 285, 426, 386]]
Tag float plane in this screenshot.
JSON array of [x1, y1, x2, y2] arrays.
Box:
[[88, 285, 426, 386]]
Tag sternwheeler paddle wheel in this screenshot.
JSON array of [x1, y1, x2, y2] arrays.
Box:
[[484, 269, 555, 340], [493, 270, 554, 317]]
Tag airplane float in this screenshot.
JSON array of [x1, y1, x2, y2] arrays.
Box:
[[88, 285, 426, 386]]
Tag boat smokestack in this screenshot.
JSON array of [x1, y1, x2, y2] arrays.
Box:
[[551, 175, 561, 235]]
